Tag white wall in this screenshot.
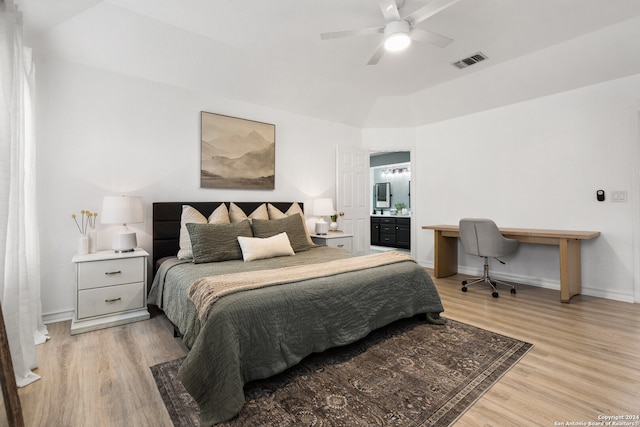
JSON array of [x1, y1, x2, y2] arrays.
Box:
[[400, 74, 639, 302], [36, 57, 361, 321], [35, 56, 640, 321]]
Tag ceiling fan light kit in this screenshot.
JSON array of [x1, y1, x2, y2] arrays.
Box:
[[384, 20, 411, 51], [320, 0, 460, 65]]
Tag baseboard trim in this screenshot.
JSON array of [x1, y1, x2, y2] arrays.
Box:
[[42, 309, 74, 325], [70, 309, 150, 335], [417, 261, 634, 303]]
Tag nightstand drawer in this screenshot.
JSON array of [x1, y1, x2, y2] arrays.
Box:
[[77, 282, 145, 319], [311, 233, 354, 253], [326, 237, 352, 252], [78, 257, 144, 290]]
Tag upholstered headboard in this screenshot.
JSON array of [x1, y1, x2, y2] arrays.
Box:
[[152, 202, 303, 270]]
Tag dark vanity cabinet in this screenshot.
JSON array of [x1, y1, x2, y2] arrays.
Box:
[[371, 217, 380, 245], [395, 218, 411, 249], [370, 217, 410, 249]]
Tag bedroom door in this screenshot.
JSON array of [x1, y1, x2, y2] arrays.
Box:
[[336, 147, 370, 254]]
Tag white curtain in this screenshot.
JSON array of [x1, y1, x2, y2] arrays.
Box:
[[0, 0, 49, 387]]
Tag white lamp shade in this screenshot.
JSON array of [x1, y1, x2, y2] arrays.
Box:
[[313, 198, 335, 217], [101, 196, 144, 225]]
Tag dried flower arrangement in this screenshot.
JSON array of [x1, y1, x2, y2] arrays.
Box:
[[71, 210, 97, 235]]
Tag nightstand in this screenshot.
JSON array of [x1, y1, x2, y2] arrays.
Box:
[[71, 249, 150, 335], [311, 232, 354, 253]]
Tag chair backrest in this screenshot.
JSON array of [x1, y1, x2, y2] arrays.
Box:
[[459, 218, 518, 258]]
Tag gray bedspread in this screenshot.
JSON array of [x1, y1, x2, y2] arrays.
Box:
[[148, 246, 444, 426]]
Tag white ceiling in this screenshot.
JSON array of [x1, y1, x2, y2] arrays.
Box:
[[20, 0, 640, 128]]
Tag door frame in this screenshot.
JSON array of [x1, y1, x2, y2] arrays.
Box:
[[633, 110, 640, 303], [369, 148, 416, 259]]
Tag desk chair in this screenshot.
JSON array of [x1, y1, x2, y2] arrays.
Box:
[[458, 218, 519, 298]]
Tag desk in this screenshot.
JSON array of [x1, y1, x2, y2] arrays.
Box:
[[422, 225, 600, 303]]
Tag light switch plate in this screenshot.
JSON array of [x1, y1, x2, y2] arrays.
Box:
[[611, 190, 627, 202]]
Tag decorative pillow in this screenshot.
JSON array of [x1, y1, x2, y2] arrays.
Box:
[[209, 203, 231, 223], [251, 214, 311, 252], [229, 202, 269, 224], [267, 202, 315, 246], [186, 219, 253, 263], [237, 232, 295, 262], [177, 204, 230, 259]]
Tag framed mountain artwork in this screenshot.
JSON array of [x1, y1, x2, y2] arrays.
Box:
[[200, 112, 275, 190]]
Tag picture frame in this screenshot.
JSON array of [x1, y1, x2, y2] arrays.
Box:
[[0, 302, 25, 427], [200, 112, 275, 190]]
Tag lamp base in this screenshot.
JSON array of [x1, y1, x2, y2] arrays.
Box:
[[112, 231, 137, 253], [315, 221, 329, 235]]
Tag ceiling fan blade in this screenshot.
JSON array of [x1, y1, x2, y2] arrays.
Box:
[[410, 28, 454, 48], [320, 26, 384, 40], [378, 0, 400, 21], [405, 0, 460, 26], [366, 42, 386, 65]]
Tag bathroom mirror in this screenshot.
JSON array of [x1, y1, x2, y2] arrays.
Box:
[[374, 182, 391, 208]]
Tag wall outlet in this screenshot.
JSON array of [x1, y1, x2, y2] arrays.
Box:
[[611, 190, 627, 202]]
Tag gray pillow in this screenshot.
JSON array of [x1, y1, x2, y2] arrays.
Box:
[[186, 220, 253, 263], [251, 214, 311, 252]]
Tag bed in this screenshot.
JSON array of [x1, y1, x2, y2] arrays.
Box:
[[148, 201, 445, 426]]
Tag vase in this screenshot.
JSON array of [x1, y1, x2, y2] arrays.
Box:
[[78, 235, 89, 256], [329, 221, 338, 231], [89, 227, 98, 253]]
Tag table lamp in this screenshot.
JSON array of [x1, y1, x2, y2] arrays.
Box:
[[101, 195, 144, 253], [313, 198, 334, 235]]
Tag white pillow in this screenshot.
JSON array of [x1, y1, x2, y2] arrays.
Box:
[[177, 204, 230, 259], [237, 232, 295, 262]]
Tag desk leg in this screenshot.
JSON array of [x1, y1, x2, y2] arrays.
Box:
[[433, 231, 458, 278], [559, 239, 582, 303]]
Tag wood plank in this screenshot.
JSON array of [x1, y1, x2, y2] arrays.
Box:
[[422, 224, 600, 240], [560, 239, 583, 302], [434, 230, 458, 277], [431, 273, 640, 425], [20, 283, 640, 426], [20, 307, 187, 427]]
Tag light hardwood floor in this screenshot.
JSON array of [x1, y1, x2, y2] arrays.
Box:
[[20, 272, 640, 426]]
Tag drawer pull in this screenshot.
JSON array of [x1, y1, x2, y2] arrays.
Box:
[[104, 271, 122, 276], [105, 297, 122, 303], [337, 244, 344, 248]]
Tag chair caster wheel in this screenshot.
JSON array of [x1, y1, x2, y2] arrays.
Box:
[[461, 287, 467, 292], [461, 280, 468, 285], [511, 288, 516, 294], [492, 292, 499, 298]]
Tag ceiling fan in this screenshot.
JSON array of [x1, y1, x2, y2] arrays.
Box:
[[320, 0, 460, 65]]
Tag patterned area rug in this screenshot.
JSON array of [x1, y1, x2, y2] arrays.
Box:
[[150, 317, 532, 427]]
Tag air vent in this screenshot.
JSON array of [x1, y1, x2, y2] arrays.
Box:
[[452, 52, 488, 70]]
